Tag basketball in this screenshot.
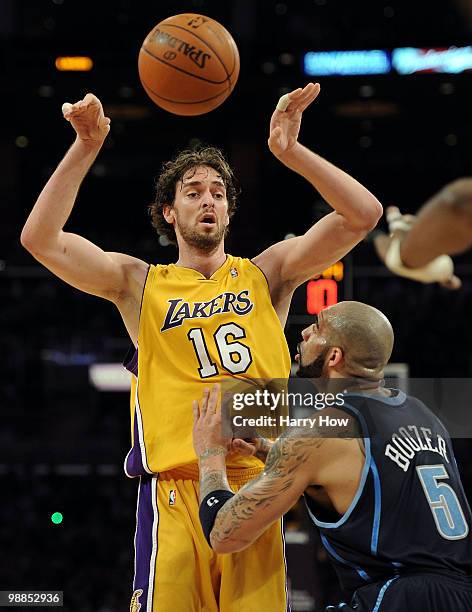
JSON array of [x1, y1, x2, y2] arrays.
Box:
[[138, 14, 240, 116]]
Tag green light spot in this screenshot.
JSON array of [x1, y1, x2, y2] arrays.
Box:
[[51, 512, 63, 525]]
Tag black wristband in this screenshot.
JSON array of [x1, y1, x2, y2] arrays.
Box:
[[199, 490, 235, 547]]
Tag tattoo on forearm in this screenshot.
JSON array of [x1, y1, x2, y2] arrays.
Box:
[[199, 463, 231, 503], [255, 438, 272, 463], [198, 447, 227, 460], [210, 433, 325, 547]]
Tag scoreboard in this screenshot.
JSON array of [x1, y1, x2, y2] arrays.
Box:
[[306, 261, 344, 314], [290, 259, 349, 319]]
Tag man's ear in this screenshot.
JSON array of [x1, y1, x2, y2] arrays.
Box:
[[163, 204, 174, 224], [327, 347, 343, 368]]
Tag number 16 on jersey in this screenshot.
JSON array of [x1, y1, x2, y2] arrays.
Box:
[[188, 323, 253, 378]]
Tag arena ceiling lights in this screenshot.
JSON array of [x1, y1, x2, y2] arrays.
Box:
[[303, 46, 472, 76]]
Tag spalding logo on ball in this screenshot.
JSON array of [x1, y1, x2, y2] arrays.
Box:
[[138, 13, 240, 116]]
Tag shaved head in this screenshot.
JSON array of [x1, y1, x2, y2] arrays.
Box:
[[321, 301, 394, 381]]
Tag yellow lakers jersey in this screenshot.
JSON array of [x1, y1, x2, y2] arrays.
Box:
[[125, 255, 291, 474]]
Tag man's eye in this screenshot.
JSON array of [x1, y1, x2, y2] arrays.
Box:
[[214, 193, 224, 199], [187, 192, 198, 198]]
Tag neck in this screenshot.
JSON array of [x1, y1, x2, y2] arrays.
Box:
[[325, 373, 386, 395], [175, 240, 227, 278], [341, 379, 387, 396]]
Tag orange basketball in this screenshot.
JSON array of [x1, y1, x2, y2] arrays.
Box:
[[138, 14, 240, 116]]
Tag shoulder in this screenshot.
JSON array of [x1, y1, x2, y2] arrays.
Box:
[[229, 254, 273, 289], [107, 253, 149, 303], [266, 408, 363, 466], [229, 255, 260, 271], [252, 242, 299, 302], [108, 252, 149, 276]]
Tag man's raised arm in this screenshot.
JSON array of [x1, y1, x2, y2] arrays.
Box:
[[254, 83, 382, 294], [20, 93, 146, 303]]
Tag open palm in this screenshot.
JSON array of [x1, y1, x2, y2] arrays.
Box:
[[268, 83, 320, 157]]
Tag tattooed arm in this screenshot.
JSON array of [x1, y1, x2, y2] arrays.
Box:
[[192, 385, 233, 503], [198, 448, 231, 502], [209, 431, 322, 553], [192, 385, 320, 552], [192, 386, 362, 554], [198, 438, 275, 504], [254, 437, 273, 462]]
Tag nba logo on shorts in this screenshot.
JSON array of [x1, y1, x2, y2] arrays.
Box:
[[169, 489, 177, 506], [130, 589, 143, 611]]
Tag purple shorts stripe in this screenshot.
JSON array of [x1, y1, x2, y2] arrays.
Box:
[[133, 475, 159, 611]]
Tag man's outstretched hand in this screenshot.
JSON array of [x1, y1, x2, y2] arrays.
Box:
[[268, 82, 320, 158], [62, 93, 111, 146]]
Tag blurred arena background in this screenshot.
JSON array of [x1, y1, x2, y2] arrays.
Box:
[[1, 0, 472, 610]]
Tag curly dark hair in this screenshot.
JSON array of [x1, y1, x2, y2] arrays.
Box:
[[149, 146, 239, 245]]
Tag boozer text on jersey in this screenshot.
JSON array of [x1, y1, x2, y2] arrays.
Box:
[[385, 424, 449, 472]]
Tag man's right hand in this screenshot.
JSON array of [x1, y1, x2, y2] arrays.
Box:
[[230, 437, 273, 463], [62, 93, 110, 145]]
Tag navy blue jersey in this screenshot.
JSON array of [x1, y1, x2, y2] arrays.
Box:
[[305, 390, 472, 594]]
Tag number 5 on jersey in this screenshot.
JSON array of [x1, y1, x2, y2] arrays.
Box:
[[416, 464, 469, 540], [188, 323, 253, 378]]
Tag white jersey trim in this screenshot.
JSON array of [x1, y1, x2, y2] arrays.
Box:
[[147, 476, 159, 610]]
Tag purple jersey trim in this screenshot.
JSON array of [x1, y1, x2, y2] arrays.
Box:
[[123, 347, 151, 477], [123, 262, 150, 377], [123, 345, 138, 376], [125, 409, 147, 477]]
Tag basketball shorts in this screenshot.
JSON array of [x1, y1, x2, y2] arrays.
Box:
[[130, 464, 289, 612], [325, 572, 472, 611]]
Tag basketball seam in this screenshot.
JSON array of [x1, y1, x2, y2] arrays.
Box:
[[141, 46, 229, 85], [141, 80, 229, 105], [160, 23, 236, 79]]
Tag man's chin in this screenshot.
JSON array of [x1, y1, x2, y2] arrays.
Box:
[[180, 228, 224, 251], [295, 350, 329, 379], [296, 366, 324, 379]]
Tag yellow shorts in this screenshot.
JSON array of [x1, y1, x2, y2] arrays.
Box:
[[130, 464, 289, 611]]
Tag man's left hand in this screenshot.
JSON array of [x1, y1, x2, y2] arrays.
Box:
[[192, 384, 232, 459], [268, 82, 320, 158]]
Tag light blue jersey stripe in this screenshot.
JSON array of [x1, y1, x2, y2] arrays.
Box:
[[372, 576, 399, 612], [320, 534, 371, 582], [370, 458, 382, 555], [307, 402, 371, 529]]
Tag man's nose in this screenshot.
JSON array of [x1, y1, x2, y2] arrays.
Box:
[[301, 326, 311, 341], [202, 190, 215, 207]]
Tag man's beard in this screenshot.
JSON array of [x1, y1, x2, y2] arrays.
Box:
[[296, 346, 330, 379], [177, 219, 226, 252]]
